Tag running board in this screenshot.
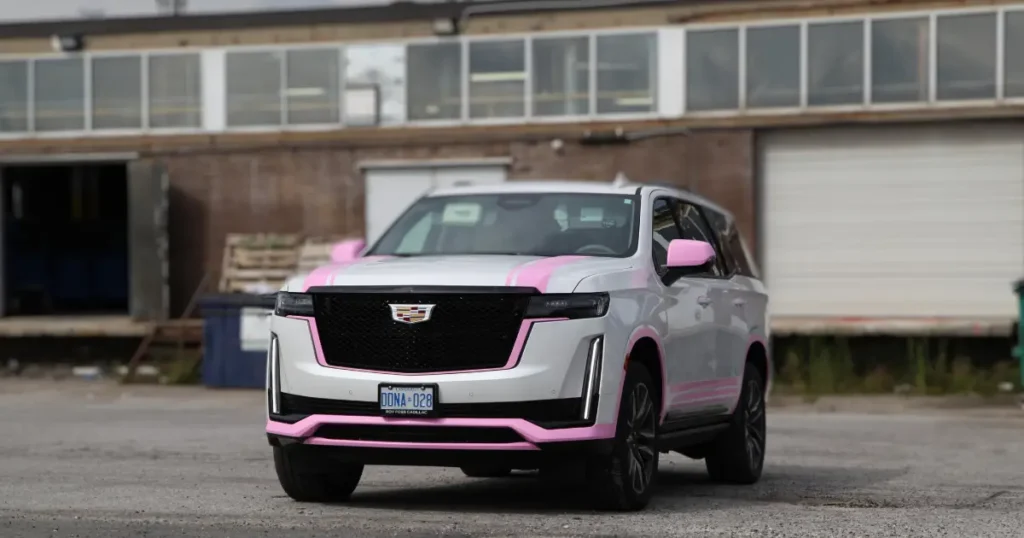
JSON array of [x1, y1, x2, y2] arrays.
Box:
[[655, 422, 730, 451]]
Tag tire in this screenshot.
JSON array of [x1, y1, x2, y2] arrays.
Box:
[[704, 363, 766, 484], [273, 446, 364, 502], [586, 362, 660, 511], [460, 465, 513, 478]]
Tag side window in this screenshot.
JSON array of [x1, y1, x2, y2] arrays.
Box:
[[650, 197, 682, 273], [676, 202, 725, 277], [700, 207, 738, 275]]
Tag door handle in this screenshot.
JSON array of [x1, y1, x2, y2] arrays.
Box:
[[697, 296, 712, 307], [733, 298, 746, 307]]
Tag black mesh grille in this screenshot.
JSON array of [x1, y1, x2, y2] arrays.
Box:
[[280, 393, 583, 424], [313, 424, 524, 444], [311, 290, 532, 373]]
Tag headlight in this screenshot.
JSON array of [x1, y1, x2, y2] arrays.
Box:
[[274, 292, 314, 317], [525, 293, 609, 319]]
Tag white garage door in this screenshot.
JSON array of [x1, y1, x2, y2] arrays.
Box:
[[363, 162, 507, 245], [762, 124, 1024, 319]]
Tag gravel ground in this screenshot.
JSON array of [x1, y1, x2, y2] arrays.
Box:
[[1, 380, 1022, 537]]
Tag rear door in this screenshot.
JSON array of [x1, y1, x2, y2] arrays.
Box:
[[127, 160, 170, 321]]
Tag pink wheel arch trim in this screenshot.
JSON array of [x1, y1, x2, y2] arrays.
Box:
[[504, 256, 590, 291], [266, 416, 617, 449]]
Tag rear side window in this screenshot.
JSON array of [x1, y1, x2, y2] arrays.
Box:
[[703, 207, 757, 278]]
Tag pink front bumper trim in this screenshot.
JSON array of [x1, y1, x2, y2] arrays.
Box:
[[266, 415, 617, 450]]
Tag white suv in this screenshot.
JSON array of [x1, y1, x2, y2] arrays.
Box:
[[266, 180, 770, 511]]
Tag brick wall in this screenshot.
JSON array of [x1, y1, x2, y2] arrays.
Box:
[[161, 130, 754, 313]]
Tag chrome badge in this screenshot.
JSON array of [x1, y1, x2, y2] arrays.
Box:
[[389, 304, 436, 324]]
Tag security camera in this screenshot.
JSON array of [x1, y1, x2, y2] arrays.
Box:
[[51, 34, 84, 53]]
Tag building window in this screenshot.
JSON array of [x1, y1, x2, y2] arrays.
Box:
[[936, 13, 997, 101], [345, 44, 406, 126], [284, 48, 341, 126], [226, 50, 283, 127], [532, 36, 589, 117], [0, 61, 29, 132], [745, 24, 800, 108], [1006, 12, 1024, 98], [91, 56, 142, 130], [34, 58, 85, 132], [807, 20, 864, 106], [469, 40, 526, 119], [407, 42, 461, 121], [148, 53, 202, 129], [686, 28, 739, 112], [596, 33, 656, 114], [870, 17, 929, 103]]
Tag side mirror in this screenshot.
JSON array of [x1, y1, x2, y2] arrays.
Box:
[[329, 239, 367, 263], [666, 239, 716, 269]]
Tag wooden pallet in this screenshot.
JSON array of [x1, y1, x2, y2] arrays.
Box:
[[219, 233, 302, 293], [297, 236, 345, 272]]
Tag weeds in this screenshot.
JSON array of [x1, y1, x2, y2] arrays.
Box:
[[774, 335, 1020, 396]]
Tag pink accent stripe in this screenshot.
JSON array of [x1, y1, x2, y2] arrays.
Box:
[[290, 316, 566, 376], [305, 438, 539, 451], [301, 256, 392, 291], [505, 256, 589, 292], [670, 387, 741, 405], [267, 416, 616, 445], [668, 377, 742, 394]]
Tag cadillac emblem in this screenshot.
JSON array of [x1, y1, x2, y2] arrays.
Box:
[[389, 304, 436, 324]]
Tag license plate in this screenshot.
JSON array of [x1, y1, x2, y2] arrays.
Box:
[[378, 384, 437, 416]]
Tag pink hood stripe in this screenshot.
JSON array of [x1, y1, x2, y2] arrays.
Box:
[[301, 256, 392, 291], [505, 256, 589, 292]]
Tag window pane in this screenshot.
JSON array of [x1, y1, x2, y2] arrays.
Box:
[[808, 21, 864, 106], [871, 17, 929, 103], [469, 40, 525, 119], [34, 58, 84, 131], [532, 36, 589, 117], [226, 50, 282, 127], [91, 56, 142, 130], [0, 61, 29, 132], [686, 28, 739, 111], [596, 33, 656, 114], [345, 44, 406, 126], [745, 25, 800, 108], [148, 54, 202, 129], [285, 48, 340, 125], [1005, 12, 1024, 97], [407, 43, 461, 121], [936, 13, 997, 101]]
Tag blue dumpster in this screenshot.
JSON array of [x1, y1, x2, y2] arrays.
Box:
[[199, 293, 277, 389]]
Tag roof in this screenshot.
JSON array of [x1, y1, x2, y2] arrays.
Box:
[[0, 0, 742, 39], [426, 180, 640, 197]]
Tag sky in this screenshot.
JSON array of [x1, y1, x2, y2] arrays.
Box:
[[0, 0, 398, 22]]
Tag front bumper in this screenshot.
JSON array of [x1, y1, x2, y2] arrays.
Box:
[[267, 312, 628, 455]]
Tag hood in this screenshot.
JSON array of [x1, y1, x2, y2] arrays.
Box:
[[285, 255, 634, 294]]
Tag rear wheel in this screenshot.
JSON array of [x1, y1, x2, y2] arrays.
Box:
[[274, 446, 364, 502], [704, 363, 766, 484], [460, 465, 512, 478], [586, 362, 659, 511]]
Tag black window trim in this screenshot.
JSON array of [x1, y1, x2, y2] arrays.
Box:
[[691, 203, 738, 280], [671, 198, 731, 281]]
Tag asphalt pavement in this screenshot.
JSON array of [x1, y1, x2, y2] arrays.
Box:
[[1, 380, 1022, 537]]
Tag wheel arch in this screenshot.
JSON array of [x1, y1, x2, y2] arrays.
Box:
[[624, 327, 668, 422]]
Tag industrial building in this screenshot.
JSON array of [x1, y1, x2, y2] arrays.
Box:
[[0, 0, 1020, 338]]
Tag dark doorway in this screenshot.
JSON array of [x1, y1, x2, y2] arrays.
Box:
[[1, 163, 130, 316]]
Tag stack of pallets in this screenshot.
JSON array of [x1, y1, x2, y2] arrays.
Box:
[[296, 236, 345, 273], [218, 233, 302, 293]]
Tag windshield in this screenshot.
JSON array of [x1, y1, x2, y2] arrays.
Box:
[[368, 192, 640, 258]]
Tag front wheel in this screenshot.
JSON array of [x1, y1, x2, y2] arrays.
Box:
[[274, 446, 364, 502], [704, 363, 766, 484], [586, 362, 659, 511]]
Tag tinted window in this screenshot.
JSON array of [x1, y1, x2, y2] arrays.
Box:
[[703, 207, 755, 277], [676, 202, 725, 277], [369, 193, 640, 258], [650, 197, 682, 273]]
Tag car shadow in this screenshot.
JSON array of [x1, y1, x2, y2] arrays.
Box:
[[341, 462, 907, 514]]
